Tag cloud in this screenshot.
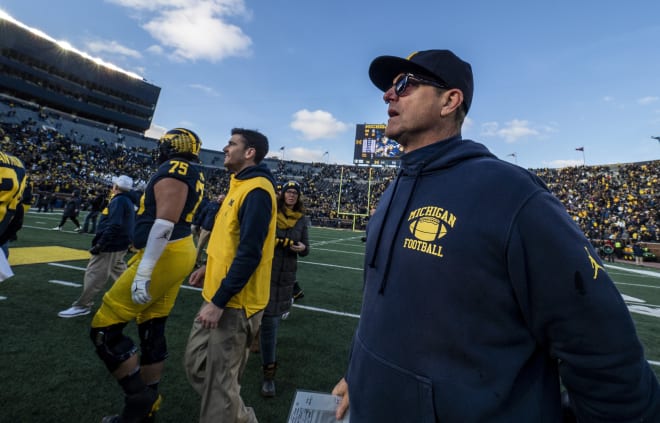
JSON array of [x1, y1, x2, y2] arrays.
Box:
[[109, 0, 252, 62], [85, 40, 142, 58], [290, 109, 348, 140], [188, 84, 220, 96], [637, 96, 659, 106], [145, 123, 167, 139], [545, 159, 583, 168], [146, 44, 164, 55], [277, 147, 327, 163], [602, 96, 614, 102], [480, 119, 541, 143], [462, 116, 474, 132]]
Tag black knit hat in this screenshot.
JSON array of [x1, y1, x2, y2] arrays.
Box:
[[282, 180, 301, 195]]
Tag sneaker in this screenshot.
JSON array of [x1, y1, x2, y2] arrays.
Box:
[[51, 226, 62, 231], [58, 306, 91, 318], [261, 379, 276, 398], [74, 227, 83, 233]]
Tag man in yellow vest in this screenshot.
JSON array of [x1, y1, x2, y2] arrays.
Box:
[[184, 128, 277, 423]]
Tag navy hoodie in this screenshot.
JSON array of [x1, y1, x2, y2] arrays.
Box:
[[346, 136, 659, 422], [92, 191, 135, 252]]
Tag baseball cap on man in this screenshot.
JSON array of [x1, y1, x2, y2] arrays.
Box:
[[368, 49, 473, 113], [112, 175, 134, 191]]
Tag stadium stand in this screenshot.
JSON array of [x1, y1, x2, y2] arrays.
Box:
[[1, 13, 657, 261], [1, 105, 657, 256]]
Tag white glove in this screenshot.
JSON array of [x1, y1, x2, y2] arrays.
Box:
[[131, 276, 152, 304]]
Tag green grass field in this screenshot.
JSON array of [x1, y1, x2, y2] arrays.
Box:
[[1, 210, 659, 422]]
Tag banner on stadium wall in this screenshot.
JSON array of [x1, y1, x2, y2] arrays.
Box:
[[353, 123, 403, 166]]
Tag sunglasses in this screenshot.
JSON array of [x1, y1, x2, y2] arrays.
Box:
[[393, 73, 448, 97]]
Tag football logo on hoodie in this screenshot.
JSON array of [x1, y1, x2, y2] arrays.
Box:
[[404, 206, 457, 257]]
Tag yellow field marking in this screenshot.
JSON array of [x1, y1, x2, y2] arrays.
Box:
[[8, 246, 89, 266]]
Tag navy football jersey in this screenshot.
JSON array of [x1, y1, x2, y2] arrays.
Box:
[[133, 158, 205, 249]]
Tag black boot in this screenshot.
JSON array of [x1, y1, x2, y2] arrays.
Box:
[[261, 362, 277, 398], [103, 370, 162, 423], [292, 282, 304, 301], [102, 388, 161, 423]]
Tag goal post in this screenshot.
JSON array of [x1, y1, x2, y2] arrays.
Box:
[[337, 166, 373, 231]]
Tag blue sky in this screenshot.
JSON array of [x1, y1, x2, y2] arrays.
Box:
[[1, 0, 659, 168]]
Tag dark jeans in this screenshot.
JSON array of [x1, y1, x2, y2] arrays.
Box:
[[83, 211, 100, 233], [259, 314, 282, 365], [59, 215, 80, 228]]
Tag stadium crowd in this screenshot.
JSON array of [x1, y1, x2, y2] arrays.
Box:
[[1, 118, 658, 245]]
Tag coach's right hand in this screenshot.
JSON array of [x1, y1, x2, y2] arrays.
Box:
[[332, 377, 350, 420]]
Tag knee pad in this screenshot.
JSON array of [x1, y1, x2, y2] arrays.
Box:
[[138, 317, 168, 365], [90, 323, 137, 372]]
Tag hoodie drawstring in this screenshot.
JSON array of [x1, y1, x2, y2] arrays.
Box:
[[368, 169, 401, 269], [374, 164, 425, 294]]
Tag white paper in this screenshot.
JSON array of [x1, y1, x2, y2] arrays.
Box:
[[287, 390, 350, 423], [0, 251, 14, 282]]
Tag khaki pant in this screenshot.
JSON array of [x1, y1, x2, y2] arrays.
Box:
[[184, 305, 262, 423], [73, 249, 127, 308]]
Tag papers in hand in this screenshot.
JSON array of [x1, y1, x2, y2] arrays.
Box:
[[287, 390, 350, 423]]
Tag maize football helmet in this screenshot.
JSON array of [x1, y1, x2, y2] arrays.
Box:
[[156, 128, 201, 164]]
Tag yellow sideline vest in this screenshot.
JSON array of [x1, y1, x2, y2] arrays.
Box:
[[202, 174, 277, 317]]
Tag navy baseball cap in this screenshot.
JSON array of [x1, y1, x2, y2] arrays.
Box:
[[369, 49, 473, 113]]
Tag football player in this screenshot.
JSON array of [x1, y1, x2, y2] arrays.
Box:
[[0, 150, 27, 263], [90, 128, 205, 422]]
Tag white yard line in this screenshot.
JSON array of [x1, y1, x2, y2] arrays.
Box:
[[313, 247, 365, 255], [298, 260, 362, 271], [606, 264, 660, 278], [49, 263, 86, 271], [310, 236, 363, 247], [43, 262, 660, 364], [49, 280, 82, 287], [292, 304, 360, 319]]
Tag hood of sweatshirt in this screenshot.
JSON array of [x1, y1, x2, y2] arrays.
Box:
[[368, 135, 496, 293], [234, 162, 277, 188]]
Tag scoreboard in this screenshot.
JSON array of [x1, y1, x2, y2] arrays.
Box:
[[353, 123, 403, 166]]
